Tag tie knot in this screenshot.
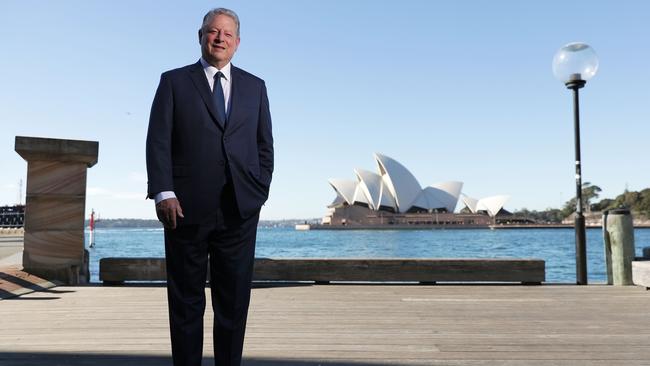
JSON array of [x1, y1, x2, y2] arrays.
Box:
[[215, 71, 224, 80]]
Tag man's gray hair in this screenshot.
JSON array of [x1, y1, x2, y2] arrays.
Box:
[[201, 8, 240, 37]]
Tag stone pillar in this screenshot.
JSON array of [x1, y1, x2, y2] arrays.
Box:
[[15, 136, 98, 285]]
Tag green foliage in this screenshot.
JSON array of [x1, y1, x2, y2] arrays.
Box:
[[561, 198, 576, 219], [560, 182, 603, 217], [513, 208, 565, 223], [581, 182, 602, 212], [604, 188, 650, 218], [517, 184, 650, 222], [591, 198, 614, 212]]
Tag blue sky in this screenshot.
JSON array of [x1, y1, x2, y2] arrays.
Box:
[[1, 1, 648, 220]]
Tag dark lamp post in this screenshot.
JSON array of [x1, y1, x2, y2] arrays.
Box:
[[553, 42, 599, 285]]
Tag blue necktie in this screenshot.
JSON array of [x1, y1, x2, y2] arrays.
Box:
[[213, 72, 226, 124]]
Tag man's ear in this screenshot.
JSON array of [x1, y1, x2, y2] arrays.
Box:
[[198, 29, 202, 43]]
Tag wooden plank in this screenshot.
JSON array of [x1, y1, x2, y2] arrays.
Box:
[[0, 285, 649, 365], [99, 257, 545, 284]]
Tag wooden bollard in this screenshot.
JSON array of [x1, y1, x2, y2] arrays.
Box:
[[602, 211, 613, 285], [603, 209, 635, 285]]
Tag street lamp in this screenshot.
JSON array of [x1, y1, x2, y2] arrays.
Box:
[[553, 42, 599, 285]]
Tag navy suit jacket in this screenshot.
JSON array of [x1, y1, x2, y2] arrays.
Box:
[[146, 61, 273, 224]]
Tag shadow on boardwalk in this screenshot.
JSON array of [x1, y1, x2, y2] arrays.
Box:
[[0, 353, 390, 366]]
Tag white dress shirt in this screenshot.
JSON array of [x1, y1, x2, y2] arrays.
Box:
[[200, 58, 232, 114], [154, 59, 233, 204]]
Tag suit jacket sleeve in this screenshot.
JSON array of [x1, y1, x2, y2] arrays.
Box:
[[146, 73, 174, 199], [257, 81, 274, 187]]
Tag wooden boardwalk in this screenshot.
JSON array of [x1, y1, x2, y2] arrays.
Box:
[[1, 284, 649, 365]]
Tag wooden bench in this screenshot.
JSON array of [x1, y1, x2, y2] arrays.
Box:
[[632, 260, 650, 289], [99, 257, 545, 285]]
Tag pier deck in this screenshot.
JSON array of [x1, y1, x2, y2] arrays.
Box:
[[1, 284, 649, 365]]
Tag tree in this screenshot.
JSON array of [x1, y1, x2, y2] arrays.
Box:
[[551, 185, 650, 220], [561, 198, 577, 218], [639, 188, 650, 217], [582, 182, 602, 212], [560, 182, 602, 216], [591, 198, 614, 212], [611, 190, 641, 211], [511, 208, 565, 224]]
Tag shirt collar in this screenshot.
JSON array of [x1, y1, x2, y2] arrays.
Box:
[[200, 58, 231, 81]]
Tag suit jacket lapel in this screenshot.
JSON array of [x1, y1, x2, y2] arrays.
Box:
[[188, 61, 225, 129]]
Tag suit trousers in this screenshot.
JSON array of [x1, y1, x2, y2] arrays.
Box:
[[164, 183, 259, 366]]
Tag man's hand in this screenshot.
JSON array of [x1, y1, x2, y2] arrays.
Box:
[[156, 198, 184, 229]]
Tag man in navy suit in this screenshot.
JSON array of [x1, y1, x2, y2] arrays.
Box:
[[146, 7, 273, 366]]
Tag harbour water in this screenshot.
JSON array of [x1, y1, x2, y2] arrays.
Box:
[[86, 227, 650, 284]]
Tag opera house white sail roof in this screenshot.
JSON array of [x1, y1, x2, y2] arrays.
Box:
[[460, 194, 511, 217], [328, 153, 510, 217]]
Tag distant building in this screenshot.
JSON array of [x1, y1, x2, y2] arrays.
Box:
[[322, 153, 512, 227], [0, 205, 25, 228]]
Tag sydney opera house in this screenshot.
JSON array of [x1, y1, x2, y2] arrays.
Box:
[[320, 153, 515, 228]]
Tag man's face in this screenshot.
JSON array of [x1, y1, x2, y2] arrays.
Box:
[[200, 14, 240, 68]]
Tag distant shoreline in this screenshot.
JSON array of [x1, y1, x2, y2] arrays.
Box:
[[85, 218, 317, 229]]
